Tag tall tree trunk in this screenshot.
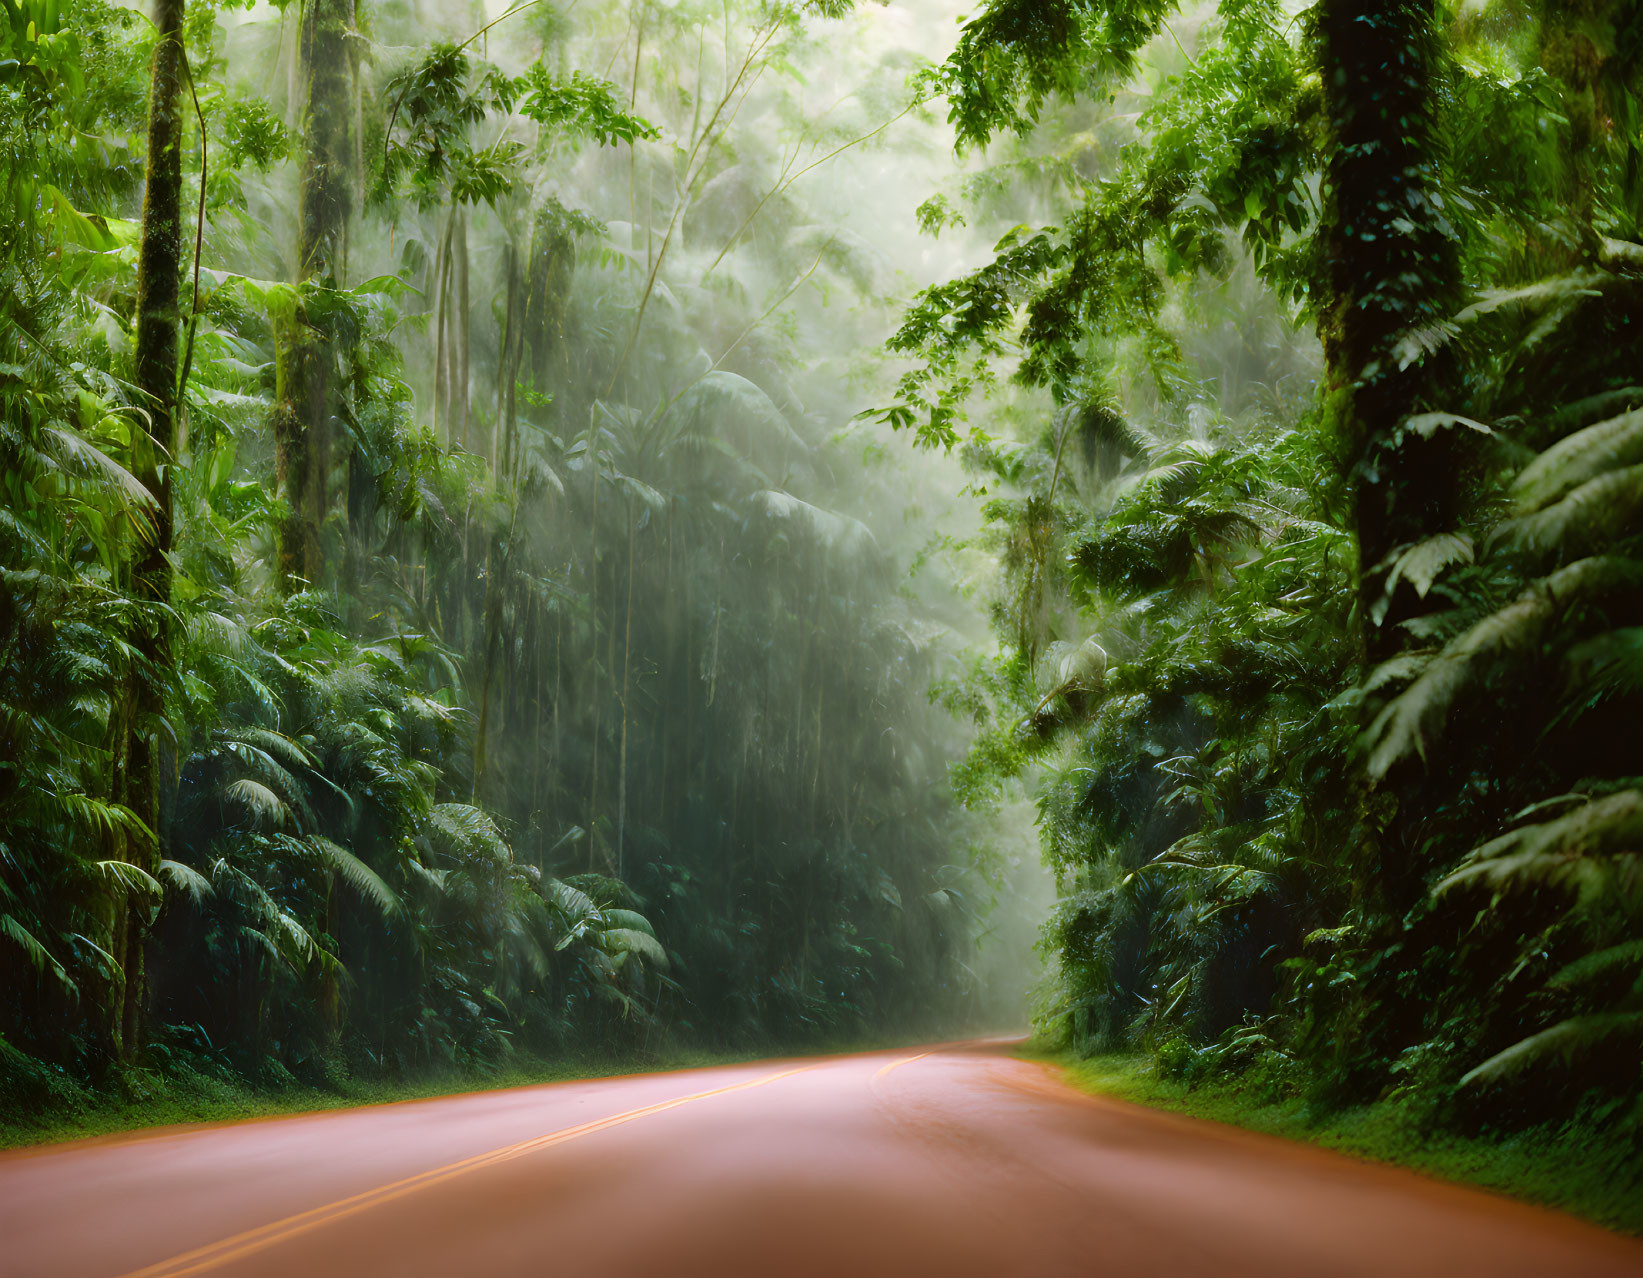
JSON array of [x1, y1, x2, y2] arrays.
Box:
[[274, 0, 356, 590], [522, 204, 576, 410], [279, 0, 355, 1031], [121, 0, 188, 1059], [617, 510, 636, 879], [1316, 2, 1465, 1071], [455, 208, 471, 448], [1315, 0, 1461, 665], [473, 523, 514, 802], [493, 238, 517, 471]]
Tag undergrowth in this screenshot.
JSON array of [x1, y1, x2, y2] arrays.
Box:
[[0, 1033, 774, 1152], [1028, 1046, 1643, 1237]]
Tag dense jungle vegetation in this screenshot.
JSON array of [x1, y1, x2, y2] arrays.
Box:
[[0, 0, 1022, 1104], [4, 0, 1641, 1161], [897, 0, 1643, 1139]]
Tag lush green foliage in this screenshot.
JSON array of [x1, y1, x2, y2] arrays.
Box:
[[901, 0, 1643, 1134], [0, 0, 999, 1097]]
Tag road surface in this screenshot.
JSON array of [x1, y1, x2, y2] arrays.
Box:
[[3, 1040, 1640, 1277]]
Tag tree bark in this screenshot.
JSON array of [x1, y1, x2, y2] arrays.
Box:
[[455, 208, 471, 448], [522, 203, 576, 410], [275, 0, 356, 590], [121, 0, 188, 1059], [1315, 0, 1461, 664]]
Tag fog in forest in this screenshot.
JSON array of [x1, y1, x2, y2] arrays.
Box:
[[7, 0, 1643, 1209], [2, 0, 1061, 1094]]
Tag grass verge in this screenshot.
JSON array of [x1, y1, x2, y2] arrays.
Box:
[[1026, 1047, 1643, 1237], [0, 1043, 768, 1153]]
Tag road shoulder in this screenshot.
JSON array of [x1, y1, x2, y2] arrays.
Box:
[[1027, 1047, 1643, 1237]]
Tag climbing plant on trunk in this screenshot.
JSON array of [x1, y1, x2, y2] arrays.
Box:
[[1313, 0, 1462, 664], [120, 0, 188, 1058]]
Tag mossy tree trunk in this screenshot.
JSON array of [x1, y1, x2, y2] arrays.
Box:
[[277, 0, 356, 1031], [275, 0, 356, 590], [1316, 0, 1461, 667], [120, 0, 188, 1059], [1315, 0, 1464, 1071]]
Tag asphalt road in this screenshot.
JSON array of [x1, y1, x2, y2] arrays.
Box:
[[4, 1040, 1641, 1278]]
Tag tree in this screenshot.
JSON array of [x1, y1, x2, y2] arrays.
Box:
[[120, 0, 188, 1058], [274, 0, 357, 589], [1313, 0, 1462, 662]]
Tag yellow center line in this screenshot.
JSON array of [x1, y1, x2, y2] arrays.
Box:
[[118, 1065, 812, 1278], [873, 1051, 932, 1080]]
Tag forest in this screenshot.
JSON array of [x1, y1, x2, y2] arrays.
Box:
[[0, 0, 1026, 1099], [2, 0, 1641, 1161], [900, 0, 1643, 1137]]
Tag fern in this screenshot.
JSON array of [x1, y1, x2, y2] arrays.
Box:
[[1368, 557, 1643, 776], [1436, 791, 1643, 903], [1460, 1013, 1643, 1089], [1512, 408, 1643, 510], [1498, 464, 1643, 560]]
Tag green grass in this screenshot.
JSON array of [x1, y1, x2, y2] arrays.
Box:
[[0, 1042, 770, 1152], [1026, 1047, 1643, 1236], [0, 1025, 945, 1152]]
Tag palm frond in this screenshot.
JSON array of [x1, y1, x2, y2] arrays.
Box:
[[0, 916, 77, 996], [221, 778, 291, 829], [91, 859, 162, 904], [311, 835, 404, 919], [157, 859, 214, 906], [40, 426, 157, 514]]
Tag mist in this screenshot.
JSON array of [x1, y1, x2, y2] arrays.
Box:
[[6, 0, 1642, 1250], [0, 0, 1060, 1096]]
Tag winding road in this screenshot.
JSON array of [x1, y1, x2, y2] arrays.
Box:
[[4, 1040, 1640, 1277]]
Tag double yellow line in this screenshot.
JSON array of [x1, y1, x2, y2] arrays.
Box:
[[119, 1065, 811, 1278]]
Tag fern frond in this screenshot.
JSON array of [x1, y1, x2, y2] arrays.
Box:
[[1436, 790, 1643, 902], [427, 803, 510, 862], [1513, 408, 1643, 511], [1368, 558, 1643, 775], [1497, 463, 1643, 559], [1460, 1013, 1643, 1088], [1454, 272, 1606, 322], [1383, 534, 1473, 601], [1550, 940, 1643, 992]]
